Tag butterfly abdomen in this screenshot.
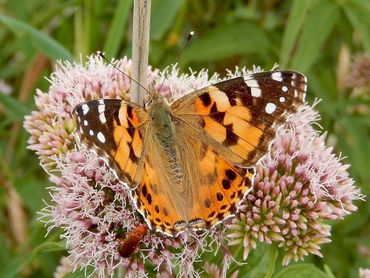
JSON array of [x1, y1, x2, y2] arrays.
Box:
[[148, 98, 184, 185]]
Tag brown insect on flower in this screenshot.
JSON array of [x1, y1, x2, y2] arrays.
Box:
[[118, 224, 149, 258]]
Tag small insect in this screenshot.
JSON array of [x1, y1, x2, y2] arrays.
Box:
[[118, 224, 148, 257], [74, 70, 307, 236]]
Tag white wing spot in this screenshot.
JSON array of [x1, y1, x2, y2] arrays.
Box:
[[84, 120, 88, 126], [282, 86, 288, 92], [244, 77, 261, 97], [279, 97, 286, 102], [89, 130, 94, 136], [251, 87, 261, 97], [98, 104, 106, 124], [271, 72, 283, 82], [82, 104, 89, 115], [99, 113, 106, 124], [98, 104, 105, 113], [265, 103, 276, 114], [97, 132, 106, 143]]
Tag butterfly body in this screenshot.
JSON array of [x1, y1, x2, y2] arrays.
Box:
[[74, 71, 307, 236], [118, 224, 148, 257]]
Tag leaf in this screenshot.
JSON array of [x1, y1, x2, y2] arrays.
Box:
[[291, 0, 339, 72], [151, 0, 185, 40], [228, 244, 269, 277], [0, 92, 30, 121], [16, 177, 47, 213], [0, 14, 73, 61], [32, 241, 66, 255], [182, 22, 269, 64], [0, 254, 33, 278], [0, 234, 11, 266], [279, 0, 312, 68], [103, 0, 132, 58], [339, 116, 370, 183], [63, 267, 95, 278], [274, 263, 329, 278]]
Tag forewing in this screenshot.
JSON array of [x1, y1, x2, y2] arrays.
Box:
[[74, 99, 148, 186], [171, 71, 307, 166]]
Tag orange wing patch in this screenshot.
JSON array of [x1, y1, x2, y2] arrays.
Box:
[[194, 144, 254, 226], [133, 156, 182, 235]]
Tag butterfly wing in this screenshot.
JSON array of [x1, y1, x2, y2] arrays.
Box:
[[171, 71, 307, 166], [74, 99, 149, 186], [132, 121, 255, 235]]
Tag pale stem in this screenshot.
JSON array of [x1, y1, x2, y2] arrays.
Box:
[[131, 0, 151, 105]]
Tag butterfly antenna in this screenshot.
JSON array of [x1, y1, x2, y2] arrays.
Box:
[[178, 30, 194, 66], [158, 31, 195, 93], [97, 51, 151, 95]]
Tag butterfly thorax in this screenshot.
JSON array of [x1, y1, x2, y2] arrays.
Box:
[[147, 95, 184, 185], [147, 95, 173, 144]]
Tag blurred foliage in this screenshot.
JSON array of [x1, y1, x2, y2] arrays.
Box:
[[0, 0, 369, 277]]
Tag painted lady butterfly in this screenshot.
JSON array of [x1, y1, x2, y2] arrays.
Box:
[[74, 71, 307, 236]]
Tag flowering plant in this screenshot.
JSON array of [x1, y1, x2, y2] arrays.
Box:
[[24, 54, 362, 277]]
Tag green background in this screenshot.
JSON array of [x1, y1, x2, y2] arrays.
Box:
[[0, 0, 369, 277]]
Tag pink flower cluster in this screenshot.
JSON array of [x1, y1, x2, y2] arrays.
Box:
[[227, 102, 362, 265]]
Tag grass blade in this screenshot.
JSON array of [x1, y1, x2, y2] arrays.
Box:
[[291, 0, 339, 72], [344, 0, 370, 53], [0, 92, 30, 121], [182, 22, 269, 64], [279, 0, 312, 68], [0, 14, 73, 61], [151, 0, 185, 40], [103, 0, 132, 59]]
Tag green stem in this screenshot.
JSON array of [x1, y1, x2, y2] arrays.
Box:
[[265, 244, 278, 278]]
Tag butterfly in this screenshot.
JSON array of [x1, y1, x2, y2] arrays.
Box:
[[118, 224, 148, 257], [74, 70, 307, 236]]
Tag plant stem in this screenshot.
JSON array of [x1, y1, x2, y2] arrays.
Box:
[[131, 0, 151, 105], [265, 244, 278, 278]]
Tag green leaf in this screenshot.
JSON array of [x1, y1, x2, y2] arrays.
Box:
[[151, 0, 185, 40], [0, 234, 11, 266], [339, 116, 370, 183], [63, 267, 94, 278], [0, 14, 73, 61], [103, 0, 132, 58], [0, 92, 30, 121], [32, 241, 66, 255], [228, 244, 268, 277], [279, 0, 312, 68], [182, 22, 269, 64], [0, 254, 33, 278], [291, 0, 339, 72], [274, 263, 329, 278], [16, 177, 47, 213]]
